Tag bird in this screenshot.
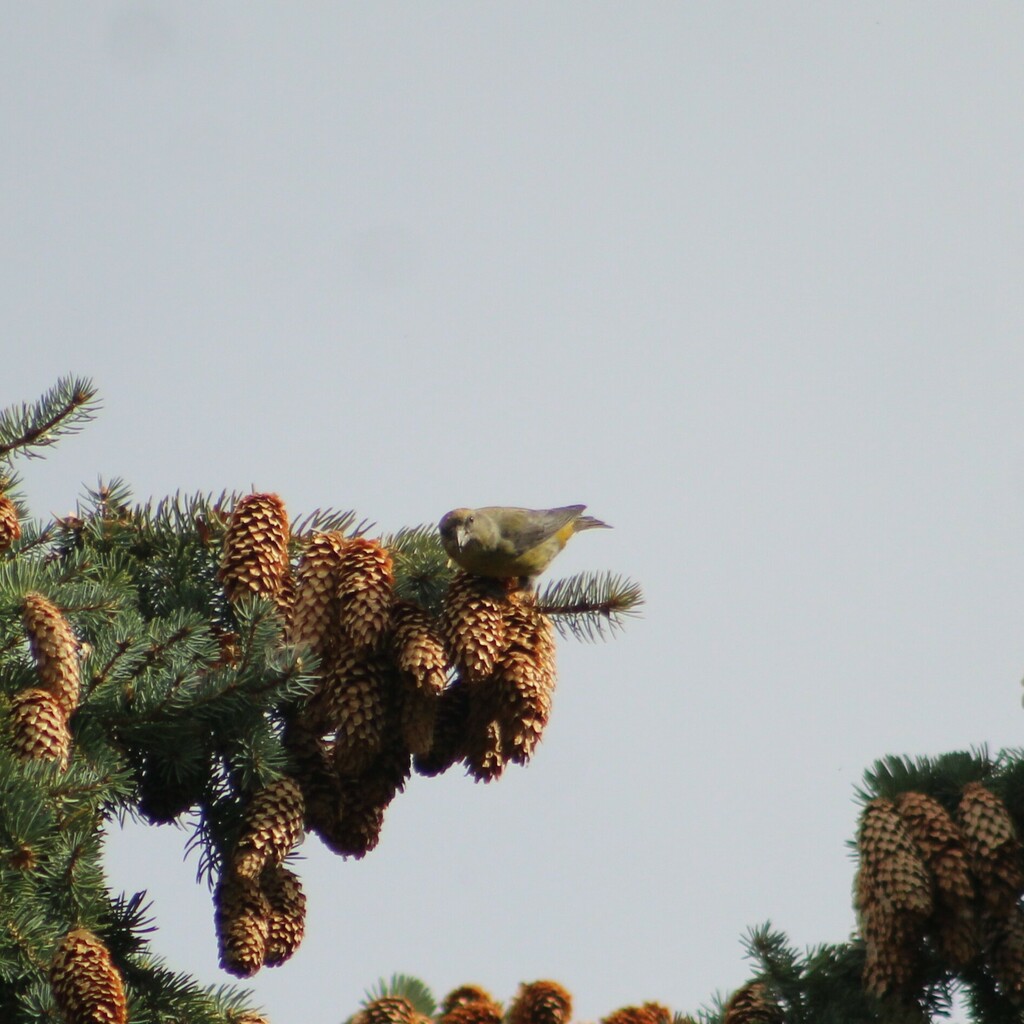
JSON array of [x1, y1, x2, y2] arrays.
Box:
[[438, 504, 610, 579]]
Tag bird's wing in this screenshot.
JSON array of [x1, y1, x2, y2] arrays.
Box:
[[486, 505, 586, 554]]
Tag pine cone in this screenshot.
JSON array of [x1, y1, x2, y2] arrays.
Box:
[[227, 1013, 271, 1024], [219, 493, 291, 606], [328, 741, 411, 859], [262, 863, 306, 967], [957, 782, 1024, 915], [329, 652, 396, 775], [439, 991, 504, 1024], [986, 903, 1024, 1005], [442, 574, 509, 682], [233, 777, 305, 880], [855, 798, 933, 996], [50, 928, 127, 1024], [895, 791, 977, 965], [336, 538, 394, 651], [356, 996, 420, 1024], [216, 873, 270, 978], [282, 719, 342, 838], [600, 1004, 673, 1024], [400, 686, 439, 757], [508, 981, 573, 1024], [9, 688, 70, 768], [413, 677, 471, 777], [441, 987, 496, 1015], [391, 602, 449, 694], [493, 649, 553, 767], [464, 711, 505, 784], [0, 493, 20, 552], [22, 592, 80, 717], [722, 982, 782, 1024], [288, 531, 349, 656]]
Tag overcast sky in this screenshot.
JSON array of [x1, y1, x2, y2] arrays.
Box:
[[4, 5, 1024, 1022]]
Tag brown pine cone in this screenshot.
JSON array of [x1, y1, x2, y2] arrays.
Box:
[[442, 574, 509, 682], [895, 791, 977, 965], [391, 602, 449, 694], [957, 782, 1024, 916], [439, 989, 504, 1024], [0, 493, 20, 552], [722, 982, 782, 1024], [356, 996, 421, 1024], [508, 980, 573, 1024], [50, 928, 127, 1024], [600, 1003, 673, 1024], [262, 863, 306, 967], [9, 688, 71, 768], [219, 492, 291, 606], [413, 677, 472, 778], [233, 777, 305, 880], [22, 592, 80, 717], [855, 798, 933, 997], [336, 538, 394, 651], [288, 531, 349, 656], [216, 872, 270, 978]]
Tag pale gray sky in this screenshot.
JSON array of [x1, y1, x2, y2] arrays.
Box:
[[4, 4, 1024, 1022]]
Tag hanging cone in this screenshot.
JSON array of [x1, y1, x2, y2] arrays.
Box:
[[464, 709, 505, 784], [233, 776, 305, 880], [282, 718, 342, 841], [50, 928, 127, 1024], [986, 902, 1024, 1005], [9, 688, 71, 768], [288, 531, 349, 656], [600, 1004, 673, 1024], [508, 981, 573, 1024], [441, 573, 509, 682], [496, 599, 557, 766], [22, 592, 80, 717], [262, 863, 306, 967], [957, 782, 1024, 916], [855, 797, 933, 997], [0, 493, 20, 552], [400, 686, 439, 757], [721, 982, 782, 1024], [413, 677, 471, 778], [329, 740, 411, 858], [356, 996, 420, 1024], [218, 493, 291, 607], [216, 872, 270, 978], [390, 602, 449, 694], [894, 791, 978, 966], [305, 650, 394, 775], [336, 538, 394, 651]]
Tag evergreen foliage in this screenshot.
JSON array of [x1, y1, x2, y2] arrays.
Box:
[[0, 381, 643, 1024]]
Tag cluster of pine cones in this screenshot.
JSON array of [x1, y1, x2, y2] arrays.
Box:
[[215, 493, 560, 975], [7, 592, 81, 771], [856, 784, 1024, 1001], [352, 981, 680, 1024]]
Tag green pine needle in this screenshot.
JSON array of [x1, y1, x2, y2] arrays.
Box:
[[537, 571, 644, 641]]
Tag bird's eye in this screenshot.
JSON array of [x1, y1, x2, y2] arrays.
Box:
[[466, 515, 474, 525]]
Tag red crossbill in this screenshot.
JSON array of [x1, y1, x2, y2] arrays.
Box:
[[438, 505, 610, 579]]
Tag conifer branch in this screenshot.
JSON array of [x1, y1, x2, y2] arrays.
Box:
[[536, 571, 644, 641], [0, 376, 99, 460]]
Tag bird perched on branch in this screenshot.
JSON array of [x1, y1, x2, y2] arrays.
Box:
[[438, 505, 610, 579]]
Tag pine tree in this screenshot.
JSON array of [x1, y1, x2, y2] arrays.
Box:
[[0, 379, 643, 1024]]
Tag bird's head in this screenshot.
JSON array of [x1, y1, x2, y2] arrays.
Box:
[[438, 508, 476, 554]]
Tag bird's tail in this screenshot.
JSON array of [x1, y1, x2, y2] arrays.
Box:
[[576, 515, 611, 531]]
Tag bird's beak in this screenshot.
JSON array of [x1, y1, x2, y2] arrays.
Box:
[[454, 524, 468, 552]]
